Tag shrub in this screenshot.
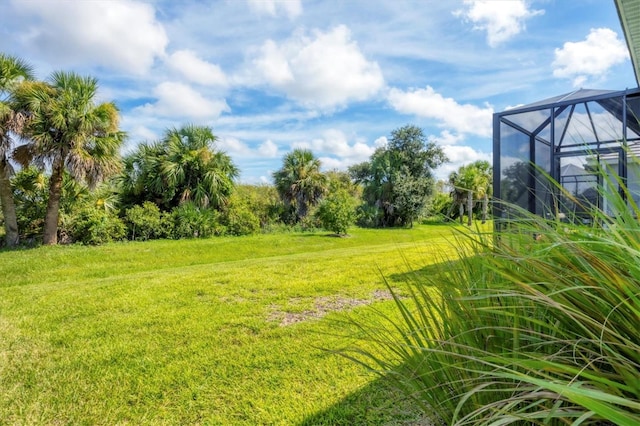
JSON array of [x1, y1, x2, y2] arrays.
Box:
[[171, 203, 224, 239], [355, 204, 382, 228], [423, 190, 452, 221], [69, 208, 126, 245], [223, 202, 260, 236], [232, 185, 283, 229], [315, 189, 358, 235], [344, 175, 640, 424], [124, 202, 169, 241], [12, 167, 48, 242]]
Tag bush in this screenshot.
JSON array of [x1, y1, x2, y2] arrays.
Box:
[[124, 202, 170, 241], [223, 202, 260, 236], [345, 176, 640, 424], [423, 190, 452, 221], [315, 189, 358, 235], [355, 204, 382, 228], [232, 185, 283, 229], [12, 167, 48, 242], [69, 208, 126, 245], [171, 203, 225, 239]]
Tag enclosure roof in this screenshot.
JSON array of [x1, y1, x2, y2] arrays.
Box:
[[615, 0, 640, 86], [498, 88, 623, 115]]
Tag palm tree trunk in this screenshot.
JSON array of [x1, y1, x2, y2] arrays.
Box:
[[467, 190, 473, 226], [43, 158, 64, 245], [458, 199, 464, 224], [0, 157, 19, 247], [481, 193, 488, 224], [296, 193, 307, 222]]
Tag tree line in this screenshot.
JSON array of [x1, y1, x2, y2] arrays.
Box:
[[1, 53, 492, 248]]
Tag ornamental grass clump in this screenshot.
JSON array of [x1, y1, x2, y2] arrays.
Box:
[[344, 172, 640, 425]]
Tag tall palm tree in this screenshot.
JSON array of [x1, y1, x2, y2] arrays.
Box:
[[273, 148, 327, 222], [119, 125, 238, 211], [14, 71, 124, 244], [448, 160, 492, 225], [0, 54, 34, 247], [161, 125, 238, 209]]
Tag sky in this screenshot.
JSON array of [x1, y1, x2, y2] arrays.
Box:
[[0, 0, 637, 183]]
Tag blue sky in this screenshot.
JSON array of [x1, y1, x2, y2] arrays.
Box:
[[0, 0, 636, 183]]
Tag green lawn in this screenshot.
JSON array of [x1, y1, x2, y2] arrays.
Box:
[[0, 225, 466, 425]]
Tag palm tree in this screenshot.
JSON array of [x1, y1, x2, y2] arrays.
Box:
[[161, 125, 238, 209], [448, 160, 492, 225], [0, 54, 34, 247], [13, 71, 124, 244], [118, 141, 166, 209], [119, 125, 238, 211], [273, 148, 327, 222]]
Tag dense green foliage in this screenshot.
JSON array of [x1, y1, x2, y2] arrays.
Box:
[[13, 71, 124, 244], [315, 188, 358, 235], [11, 167, 47, 241], [345, 176, 640, 425], [68, 206, 126, 245], [350, 125, 447, 227], [0, 53, 34, 247], [273, 148, 328, 223], [124, 201, 168, 241], [0, 53, 460, 248], [448, 160, 492, 224], [119, 125, 238, 211], [0, 225, 460, 424]]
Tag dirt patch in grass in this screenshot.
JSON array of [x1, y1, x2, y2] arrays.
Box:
[[270, 289, 395, 326]]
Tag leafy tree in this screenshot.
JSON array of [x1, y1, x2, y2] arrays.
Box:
[[0, 54, 34, 247], [316, 189, 358, 236], [448, 160, 492, 225], [350, 125, 447, 227], [13, 71, 125, 244], [120, 125, 238, 211], [325, 169, 361, 198], [273, 149, 328, 222]]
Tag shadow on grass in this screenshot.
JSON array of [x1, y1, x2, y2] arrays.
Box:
[[299, 375, 431, 426], [386, 260, 456, 288]]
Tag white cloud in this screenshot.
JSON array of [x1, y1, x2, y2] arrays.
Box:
[[253, 40, 295, 86], [436, 145, 493, 180], [318, 156, 353, 170], [166, 50, 228, 86], [128, 125, 159, 143], [13, 0, 167, 74], [388, 86, 493, 137], [455, 0, 543, 47], [552, 28, 629, 87], [258, 140, 279, 158], [136, 82, 230, 120], [374, 136, 388, 148], [217, 137, 279, 159], [428, 130, 465, 146], [293, 129, 376, 164], [250, 25, 384, 109], [218, 136, 253, 156], [247, 0, 302, 19]]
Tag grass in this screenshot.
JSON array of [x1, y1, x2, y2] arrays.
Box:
[[0, 224, 470, 425], [343, 175, 640, 424]]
